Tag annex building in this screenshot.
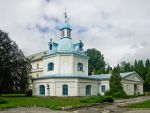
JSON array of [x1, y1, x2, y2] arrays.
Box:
[[29, 14, 144, 96]]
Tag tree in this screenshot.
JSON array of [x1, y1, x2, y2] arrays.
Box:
[[0, 30, 31, 94], [86, 48, 106, 75], [106, 66, 127, 98], [144, 66, 150, 92], [105, 65, 112, 74], [120, 61, 133, 73]]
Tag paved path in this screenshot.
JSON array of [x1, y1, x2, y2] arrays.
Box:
[[0, 96, 150, 113], [102, 96, 150, 113]]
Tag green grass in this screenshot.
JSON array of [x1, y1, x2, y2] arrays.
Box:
[[124, 100, 150, 108], [0, 95, 96, 110]]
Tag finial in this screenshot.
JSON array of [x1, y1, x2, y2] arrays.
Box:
[[64, 8, 67, 23]]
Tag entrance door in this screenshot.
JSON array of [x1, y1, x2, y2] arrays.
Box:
[[134, 84, 137, 94], [86, 85, 91, 96], [39, 85, 45, 96]]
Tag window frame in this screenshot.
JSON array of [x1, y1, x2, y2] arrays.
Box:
[[62, 84, 68, 96], [48, 62, 54, 71], [49, 44, 53, 50], [39, 85, 45, 96], [101, 85, 106, 93], [77, 62, 83, 71], [86, 85, 91, 96]]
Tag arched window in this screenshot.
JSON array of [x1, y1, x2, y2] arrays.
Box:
[[61, 30, 65, 37], [49, 44, 52, 50], [62, 84, 68, 96], [79, 44, 83, 51], [78, 63, 83, 71], [48, 62, 54, 71], [39, 85, 45, 96], [86, 85, 91, 96]]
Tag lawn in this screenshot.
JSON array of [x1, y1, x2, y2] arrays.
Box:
[[0, 94, 113, 110], [0, 96, 90, 110], [124, 100, 150, 108]]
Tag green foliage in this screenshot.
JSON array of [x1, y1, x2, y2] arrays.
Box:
[[80, 96, 114, 103], [0, 96, 100, 110], [120, 61, 133, 72], [0, 30, 31, 94], [101, 96, 114, 103], [120, 59, 150, 92], [0, 98, 7, 104], [86, 48, 106, 75], [107, 67, 127, 98]]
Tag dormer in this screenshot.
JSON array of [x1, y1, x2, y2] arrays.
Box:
[[48, 39, 58, 52]]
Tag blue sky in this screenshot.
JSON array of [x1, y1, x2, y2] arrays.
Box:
[[0, 0, 150, 66]]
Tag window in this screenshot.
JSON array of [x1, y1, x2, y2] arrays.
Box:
[[37, 63, 39, 69], [49, 44, 52, 50], [86, 85, 91, 96], [101, 85, 106, 92], [39, 85, 45, 96], [79, 44, 83, 51], [62, 85, 68, 96], [67, 30, 70, 37], [48, 62, 54, 71], [78, 63, 83, 71], [61, 30, 65, 37]]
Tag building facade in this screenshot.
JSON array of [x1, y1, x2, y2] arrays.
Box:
[[29, 14, 144, 96]]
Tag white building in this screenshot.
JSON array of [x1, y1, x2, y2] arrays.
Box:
[[29, 14, 144, 96]]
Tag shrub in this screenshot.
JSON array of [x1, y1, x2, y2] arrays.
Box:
[[25, 90, 32, 97], [112, 91, 128, 98], [0, 98, 7, 104], [80, 96, 114, 103], [101, 96, 114, 103], [105, 90, 128, 99]]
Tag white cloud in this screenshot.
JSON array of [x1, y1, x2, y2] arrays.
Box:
[[0, 0, 150, 66]]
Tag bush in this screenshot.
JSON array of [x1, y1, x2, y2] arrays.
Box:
[[80, 96, 114, 103], [25, 90, 32, 97], [101, 96, 114, 103], [0, 98, 7, 104], [105, 90, 128, 99]]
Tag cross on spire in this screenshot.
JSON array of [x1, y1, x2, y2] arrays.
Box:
[[64, 8, 67, 23]]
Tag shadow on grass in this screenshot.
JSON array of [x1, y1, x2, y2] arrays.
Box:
[[0, 98, 7, 104]]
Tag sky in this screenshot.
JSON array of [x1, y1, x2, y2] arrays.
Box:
[[0, 0, 150, 66]]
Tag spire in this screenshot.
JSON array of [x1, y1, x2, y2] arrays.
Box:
[[60, 9, 72, 38], [64, 8, 67, 23]]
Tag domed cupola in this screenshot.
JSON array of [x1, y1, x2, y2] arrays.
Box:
[[60, 11, 72, 38], [57, 38, 74, 52]]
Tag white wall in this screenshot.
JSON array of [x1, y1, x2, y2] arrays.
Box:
[[43, 53, 88, 76], [99, 80, 110, 95], [43, 55, 59, 75], [77, 79, 98, 96], [31, 60, 43, 70], [73, 55, 88, 75], [32, 78, 78, 96], [32, 78, 99, 96], [59, 55, 72, 74]]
